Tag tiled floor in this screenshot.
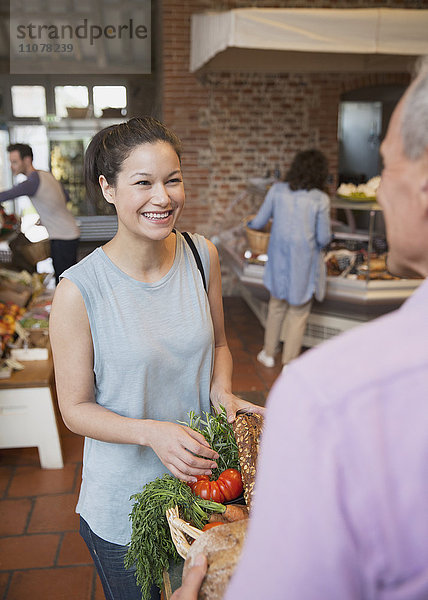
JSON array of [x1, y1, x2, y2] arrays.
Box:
[[0, 296, 283, 600]]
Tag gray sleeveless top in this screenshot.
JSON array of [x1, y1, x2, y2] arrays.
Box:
[[61, 231, 213, 544]]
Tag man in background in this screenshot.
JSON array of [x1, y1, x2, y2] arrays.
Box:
[[0, 143, 80, 283], [173, 57, 428, 600]]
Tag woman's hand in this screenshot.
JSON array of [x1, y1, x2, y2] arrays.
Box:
[[145, 422, 219, 482], [211, 392, 266, 423]]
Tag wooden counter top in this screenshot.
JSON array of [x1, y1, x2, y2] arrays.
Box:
[[0, 356, 53, 389]]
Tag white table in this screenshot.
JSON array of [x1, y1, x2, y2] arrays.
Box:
[[0, 357, 64, 468]]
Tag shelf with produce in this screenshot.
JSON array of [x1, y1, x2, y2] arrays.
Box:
[[0, 268, 53, 377]]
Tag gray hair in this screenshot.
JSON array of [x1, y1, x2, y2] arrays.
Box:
[[402, 55, 428, 160]]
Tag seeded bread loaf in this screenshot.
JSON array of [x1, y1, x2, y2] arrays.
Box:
[[232, 412, 264, 509], [183, 520, 248, 600]]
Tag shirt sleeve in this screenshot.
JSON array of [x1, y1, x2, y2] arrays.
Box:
[[247, 185, 275, 230], [224, 366, 362, 600], [0, 171, 40, 203], [316, 192, 332, 248]]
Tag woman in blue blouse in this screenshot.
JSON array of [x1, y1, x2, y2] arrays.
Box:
[[248, 150, 331, 368]]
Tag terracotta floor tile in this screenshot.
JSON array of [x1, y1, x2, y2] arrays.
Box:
[[241, 339, 264, 355], [0, 466, 13, 497], [235, 390, 267, 407], [57, 530, 92, 566], [225, 335, 244, 350], [7, 566, 94, 600], [94, 573, 105, 599], [0, 446, 40, 467], [0, 499, 32, 536], [230, 349, 254, 365], [253, 361, 282, 388], [0, 572, 10, 597], [56, 413, 70, 437], [232, 365, 266, 392], [61, 434, 84, 464], [28, 493, 79, 533], [0, 534, 60, 569], [7, 463, 77, 498], [74, 464, 83, 493]]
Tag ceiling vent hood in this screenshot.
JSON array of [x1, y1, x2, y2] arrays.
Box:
[[190, 8, 428, 73]]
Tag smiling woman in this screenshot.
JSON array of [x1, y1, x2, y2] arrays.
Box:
[[48, 116, 264, 600]]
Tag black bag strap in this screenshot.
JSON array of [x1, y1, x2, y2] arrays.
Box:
[[178, 230, 207, 292]]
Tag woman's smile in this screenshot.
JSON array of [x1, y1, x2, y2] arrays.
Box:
[[141, 209, 173, 222]]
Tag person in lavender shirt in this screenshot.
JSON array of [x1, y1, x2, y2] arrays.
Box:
[[172, 57, 428, 600]]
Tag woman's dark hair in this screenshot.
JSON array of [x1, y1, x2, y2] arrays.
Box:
[[84, 116, 182, 201], [285, 149, 329, 192]]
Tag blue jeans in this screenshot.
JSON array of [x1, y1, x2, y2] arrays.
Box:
[[79, 516, 160, 600]]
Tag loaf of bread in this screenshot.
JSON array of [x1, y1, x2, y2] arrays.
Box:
[[232, 412, 264, 509], [183, 520, 248, 600]]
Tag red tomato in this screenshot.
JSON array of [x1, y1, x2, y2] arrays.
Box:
[[191, 468, 243, 503], [192, 479, 212, 500], [202, 522, 224, 531], [217, 468, 243, 501], [187, 475, 209, 492]]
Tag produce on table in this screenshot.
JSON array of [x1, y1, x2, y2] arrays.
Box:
[[183, 519, 248, 600], [179, 406, 239, 478], [189, 468, 243, 503], [0, 302, 26, 357], [125, 474, 226, 600], [0, 208, 18, 238], [18, 316, 49, 329]]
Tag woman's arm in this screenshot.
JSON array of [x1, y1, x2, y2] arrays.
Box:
[[247, 185, 275, 230], [49, 278, 218, 481], [316, 193, 332, 248], [206, 240, 265, 422]]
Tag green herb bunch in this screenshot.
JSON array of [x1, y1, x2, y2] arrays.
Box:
[[125, 474, 225, 600], [180, 405, 239, 478]]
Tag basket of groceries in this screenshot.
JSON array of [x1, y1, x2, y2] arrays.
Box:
[[125, 409, 263, 600]]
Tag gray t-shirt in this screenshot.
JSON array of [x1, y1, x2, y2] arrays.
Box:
[[0, 170, 79, 240], [61, 231, 213, 544]]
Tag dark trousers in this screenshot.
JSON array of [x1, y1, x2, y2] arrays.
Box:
[[50, 238, 79, 284], [79, 517, 161, 600]]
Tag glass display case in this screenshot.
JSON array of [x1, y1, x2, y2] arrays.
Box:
[[216, 193, 422, 348]]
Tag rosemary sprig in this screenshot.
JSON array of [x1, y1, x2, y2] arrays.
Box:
[[179, 405, 239, 478]]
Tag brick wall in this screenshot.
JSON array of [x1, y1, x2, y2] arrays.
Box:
[[161, 0, 423, 238]]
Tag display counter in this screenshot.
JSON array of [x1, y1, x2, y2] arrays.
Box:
[[216, 197, 421, 347]]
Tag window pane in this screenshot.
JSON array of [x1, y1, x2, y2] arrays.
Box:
[[93, 86, 127, 118], [11, 86, 46, 118], [55, 86, 89, 118]]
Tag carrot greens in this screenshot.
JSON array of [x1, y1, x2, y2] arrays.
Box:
[[125, 474, 225, 600]]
